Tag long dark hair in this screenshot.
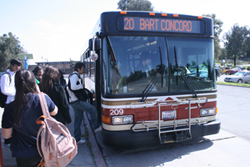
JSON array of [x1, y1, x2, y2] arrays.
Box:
[[40, 66, 60, 94], [59, 70, 66, 88], [13, 68, 38, 125]]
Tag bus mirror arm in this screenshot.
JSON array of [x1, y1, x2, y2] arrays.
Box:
[[89, 36, 99, 61]]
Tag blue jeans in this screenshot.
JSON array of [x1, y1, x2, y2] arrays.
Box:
[[70, 100, 99, 142]]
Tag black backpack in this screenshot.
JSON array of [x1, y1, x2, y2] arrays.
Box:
[[0, 73, 11, 108], [65, 73, 93, 104]]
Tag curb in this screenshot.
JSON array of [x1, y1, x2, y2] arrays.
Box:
[[84, 113, 107, 167]]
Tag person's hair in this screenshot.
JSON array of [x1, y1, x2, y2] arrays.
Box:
[[74, 62, 85, 71], [10, 58, 22, 66], [59, 70, 66, 87], [13, 68, 38, 126], [32, 65, 43, 76], [40, 66, 60, 94]]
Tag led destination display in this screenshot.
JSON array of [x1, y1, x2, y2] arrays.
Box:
[[121, 17, 204, 34]]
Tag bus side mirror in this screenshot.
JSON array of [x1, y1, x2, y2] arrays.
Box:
[[89, 38, 101, 51], [88, 36, 100, 61]]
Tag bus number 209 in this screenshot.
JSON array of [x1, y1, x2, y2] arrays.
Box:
[[110, 109, 124, 115]]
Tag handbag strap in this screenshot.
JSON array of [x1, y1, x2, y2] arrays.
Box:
[[37, 92, 50, 118]]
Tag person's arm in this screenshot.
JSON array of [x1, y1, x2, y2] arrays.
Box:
[[70, 74, 83, 90], [0, 74, 15, 96], [1, 105, 13, 139], [2, 127, 13, 139], [50, 105, 58, 116], [44, 94, 58, 116]]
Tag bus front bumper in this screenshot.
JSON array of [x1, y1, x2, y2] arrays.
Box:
[[102, 119, 221, 147]]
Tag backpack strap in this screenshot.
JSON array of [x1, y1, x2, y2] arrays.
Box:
[[67, 73, 82, 91], [66, 73, 80, 100], [36, 125, 45, 159], [37, 92, 50, 118], [1, 72, 11, 85]]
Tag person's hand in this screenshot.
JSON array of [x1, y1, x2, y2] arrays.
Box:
[[36, 84, 40, 93]]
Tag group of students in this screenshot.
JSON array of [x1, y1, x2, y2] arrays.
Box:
[[0, 59, 101, 167]]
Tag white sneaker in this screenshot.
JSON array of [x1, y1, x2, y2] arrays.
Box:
[[77, 139, 86, 144], [94, 125, 102, 133]]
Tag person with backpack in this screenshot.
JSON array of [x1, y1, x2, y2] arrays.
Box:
[[66, 62, 101, 144], [1, 68, 58, 167], [40, 66, 72, 125], [0, 58, 22, 146]]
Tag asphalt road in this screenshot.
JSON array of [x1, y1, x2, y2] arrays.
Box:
[[217, 84, 250, 141], [95, 84, 250, 167]]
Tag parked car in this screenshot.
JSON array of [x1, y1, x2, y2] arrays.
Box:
[[225, 67, 242, 75], [237, 66, 246, 70], [220, 67, 231, 74], [224, 71, 250, 83], [247, 67, 250, 71]]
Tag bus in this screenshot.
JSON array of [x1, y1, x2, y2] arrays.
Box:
[[81, 11, 220, 147]]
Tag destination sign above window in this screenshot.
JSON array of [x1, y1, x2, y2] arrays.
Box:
[[118, 16, 205, 34]]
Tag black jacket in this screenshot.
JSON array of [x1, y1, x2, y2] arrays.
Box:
[[48, 83, 72, 125]]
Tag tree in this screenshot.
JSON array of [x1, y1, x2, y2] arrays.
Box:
[[69, 58, 76, 71], [224, 24, 250, 66], [219, 48, 227, 60], [117, 0, 131, 11], [242, 32, 250, 58], [0, 32, 25, 71], [117, 0, 154, 11], [203, 14, 223, 60]]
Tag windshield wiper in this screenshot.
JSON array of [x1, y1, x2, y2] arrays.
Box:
[[174, 46, 179, 85], [140, 47, 165, 102], [173, 46, 198, 99]]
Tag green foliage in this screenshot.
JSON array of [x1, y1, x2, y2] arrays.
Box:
[[217, 82, 250, 87], [69, 58, 76, 70], [117, 0, 131, 10], [0, 32, 24, 71], [117, 0, 153, 11], [220, 48, 227, 60], [224, 24, 250, 66], [203, 14, 223, 60]]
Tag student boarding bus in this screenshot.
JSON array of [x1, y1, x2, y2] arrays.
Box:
[[81, 11, 220, 147]]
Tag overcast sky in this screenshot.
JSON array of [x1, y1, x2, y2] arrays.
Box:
[[0, 0, 249, 63]]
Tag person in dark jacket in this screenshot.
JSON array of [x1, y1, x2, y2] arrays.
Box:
[[40, 66, 72, 125]]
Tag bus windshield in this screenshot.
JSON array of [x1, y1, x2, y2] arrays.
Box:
[[103, 36, 215, 96]]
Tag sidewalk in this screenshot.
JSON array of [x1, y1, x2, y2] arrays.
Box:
[[0, 105, 104, 167]]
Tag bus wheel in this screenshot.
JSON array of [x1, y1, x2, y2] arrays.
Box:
[[237, 79, 243, 83]]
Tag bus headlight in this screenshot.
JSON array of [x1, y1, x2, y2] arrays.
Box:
[[200, 107, 216, 116], [112, 115, 133, 125]]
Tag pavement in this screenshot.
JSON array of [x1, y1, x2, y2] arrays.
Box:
[[0, 105, 107, 167]]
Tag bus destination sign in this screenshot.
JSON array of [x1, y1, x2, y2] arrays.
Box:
[[121, 17, 204, 34]]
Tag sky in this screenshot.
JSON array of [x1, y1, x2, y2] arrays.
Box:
[[0, 0, 249, 64]]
